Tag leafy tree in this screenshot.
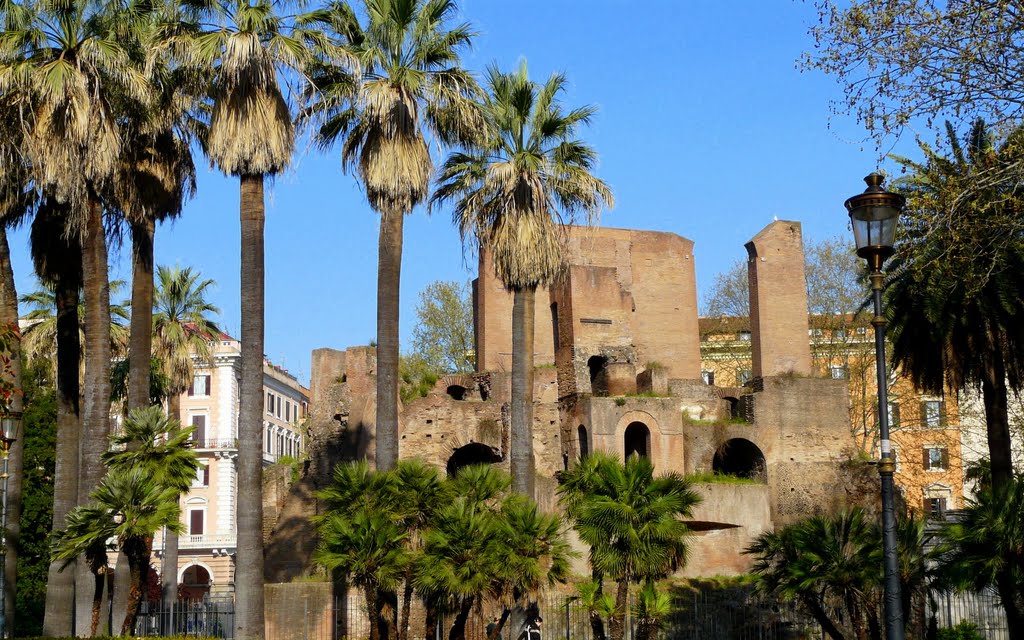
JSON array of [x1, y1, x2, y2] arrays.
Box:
[[888, 119, 1024, 490], [805, 0, 1024, 143], [410, 280, 474, 374], [935, 476, 1024, 638], [433, 62, 612, 496], [307, 0, 482, 473], [557, 452, 699, 640]]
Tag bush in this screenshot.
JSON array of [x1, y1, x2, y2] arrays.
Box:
[[936, 621, 985, 640]]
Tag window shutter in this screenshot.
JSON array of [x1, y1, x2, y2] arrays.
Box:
[[892, 404, 900, 427], [204, 376, 211, 396], [203, 466, 210, 486], [920, 402, 928, 427], [939, 401, 947, 426], [940, 448, 949, 469], [922, 448, 930, 470], [190, 510, 204, 535], [188, 380, 195, 396], [923, 498, 931, 515]]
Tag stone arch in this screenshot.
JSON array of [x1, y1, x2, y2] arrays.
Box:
[[624, 422, 650, 459], [441, 374, 476, 401], [613, 410, 662, 465], [712, 438, 767, 482], [588, 355, 609, 396], [178, 560, 214, 601], [446, 442, 501, 477], [578, 425, 589, 459]]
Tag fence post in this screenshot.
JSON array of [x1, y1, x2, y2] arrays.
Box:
[[305, 595, 310, 640]]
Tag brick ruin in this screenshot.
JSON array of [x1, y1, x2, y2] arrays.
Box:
[[264, 221, 861, 582]]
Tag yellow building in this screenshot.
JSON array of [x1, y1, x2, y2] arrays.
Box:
[[699, 314, 964, 515]]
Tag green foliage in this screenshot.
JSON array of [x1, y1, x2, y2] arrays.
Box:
[[399, 355, 440, 404], [936, 621, 986, 640], [685, 471, 761, 485], [613, 397, 626, 407], [410, 280, 475, 374], [102, 406, 199, 494], [110, 356, 172, 407], [153, 264, 221, 396], [14, 357, 56, 637]]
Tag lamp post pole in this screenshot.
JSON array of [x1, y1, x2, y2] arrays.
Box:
[[0, 412, 20, 639], [845, 173, 906, 640]]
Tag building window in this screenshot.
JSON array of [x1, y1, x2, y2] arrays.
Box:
[[738, 331, 752, 341], [193, 464, 210, 488], [267, 392, 274, 413], [922, 400, 944, 427], [188, 374, 211, 397], [923, 446, 948, 471], [551, 303, 560, 351], [737, 369, 753, 386], [829, 366, 848, 380], [265, 426, 272, 453], [188, 509, 205, 535], [285, 402, 291, 422], [887, 402, 901, 428], [810, 328, 823, 337], [834, 328, 847, 339], [701, 370, 715, 386], [924, 497, 947, 519], [890, 446, 900, 473], [191, 415, 206, 447], [276, 396, 282, 419]]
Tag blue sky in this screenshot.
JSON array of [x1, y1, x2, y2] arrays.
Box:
[[9, 1, 922, 386]]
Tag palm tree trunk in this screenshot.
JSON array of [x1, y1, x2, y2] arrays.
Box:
[[510, 286, 536, 497], [448, 597, 474, 640], [589, 570, 607, 640], [163, 392, 182, 607], [0, 226, 23, 633], [996, 568, 1024, 640], [90, 568, 105, 637], [366, 585, 381, 640], [608, 579, 628, 640], [375, 209, 403, 471], [120, 538, 147, 636], [42, 264, 81, 636], [76, 194, 113, 636], [236, 173, 266, 640], [128, 217, 155, 411], [399, 574, 413, 640], [981, 346, 1014, 490]]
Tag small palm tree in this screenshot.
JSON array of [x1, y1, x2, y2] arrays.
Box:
[[50, 505, 114, 637], [936, 476, 1024, 637], [558, 453, 698, 640], [307, 0, 482, 472], [53, 468, 182, 635], [433, 63, 613, 495]]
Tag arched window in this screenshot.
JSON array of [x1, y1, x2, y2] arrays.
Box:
[[446, 443, 501, 477], [624, 422, 650, 459], [578, 425, 589, 459], [446, 385, 467, 401], [588, 356, 609, 396]]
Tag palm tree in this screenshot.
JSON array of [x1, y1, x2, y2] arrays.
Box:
[[433, 63, 613, 495], [557, 453, 698, 640], [936, 476, 1024, 638], [49, 505, 112, 637], [53, 467, 182, 635], [888, 119, 1024, 491], [172, 3, 323, 632], [0, 0, 152, 628], [306, 0, 482, 472]]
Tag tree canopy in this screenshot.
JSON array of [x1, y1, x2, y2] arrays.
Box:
[[409, 280, 474, 374]]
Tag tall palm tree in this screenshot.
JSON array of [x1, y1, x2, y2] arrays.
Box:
[[433, 63, 613, 495], [171, 3, 320, 633], [557, 453, 698, 640], [888, 119, 1024, 491], [0, 0, 152, 629], [307, 0, 482, 471]]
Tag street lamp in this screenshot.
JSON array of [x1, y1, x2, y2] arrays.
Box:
[[0, 411, 21, 639], [845, 172, 906, 640]]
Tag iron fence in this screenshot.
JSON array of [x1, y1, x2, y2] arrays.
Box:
[[131, 588, 1012, 640]]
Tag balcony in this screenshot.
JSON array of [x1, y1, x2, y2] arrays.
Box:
[[193, 439, 237, 451], [154, 533, 237, 551]]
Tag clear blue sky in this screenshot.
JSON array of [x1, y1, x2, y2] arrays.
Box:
[[9, 1, 920, 386]]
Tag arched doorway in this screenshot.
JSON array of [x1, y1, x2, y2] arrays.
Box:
[[446, 385, 467, 401], [588, 356, 609, 396], [712, 438, 767, 482], [578, 425, 589, 459], [624, 422, 650, 459], [446, 442, 501, 477], [179, 564, 211, 601]]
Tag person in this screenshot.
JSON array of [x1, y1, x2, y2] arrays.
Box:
[[524, 617, 542, 640], [486, 617, 500, 640]]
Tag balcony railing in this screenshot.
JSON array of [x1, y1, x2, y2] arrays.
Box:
[[192, 439, 237, 450], [154, 533, 237, 550]]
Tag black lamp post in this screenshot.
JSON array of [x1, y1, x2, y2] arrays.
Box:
[[0, 411, 21, 639], [845, 172, 906, 640]]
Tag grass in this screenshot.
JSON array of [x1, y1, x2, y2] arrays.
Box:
[[685, 470, 763, 485]]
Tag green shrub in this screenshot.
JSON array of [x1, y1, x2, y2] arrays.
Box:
[[685, 470, 762, 485], [937, 621, 985, 640]]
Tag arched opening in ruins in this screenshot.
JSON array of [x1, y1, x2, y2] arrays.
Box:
[[179, 564, 211, 601], [578, 425, 589, 459], [624, 421, 650, 459], [723, 396, 741, 420], [588, 356, 609, 396], [446, 442, 501, 477], [712, 438, 767, 482], [446, 384, 468, 401]]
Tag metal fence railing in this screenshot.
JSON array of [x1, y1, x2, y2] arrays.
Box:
[[130, 587, 1012, 640]]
